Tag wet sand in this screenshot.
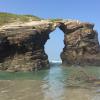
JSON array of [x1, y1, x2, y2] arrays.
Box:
[[0, 80, 100, 100], [0, 65, 100, 100]]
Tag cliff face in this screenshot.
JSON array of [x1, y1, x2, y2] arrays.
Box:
[[59, 21, 100, 66], [0, 21, 56, 71], [0, 20, 100, 71]]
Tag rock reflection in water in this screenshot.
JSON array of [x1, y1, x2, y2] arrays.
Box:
[[0, 65, 100, 100], [42, 66, 65, 100]]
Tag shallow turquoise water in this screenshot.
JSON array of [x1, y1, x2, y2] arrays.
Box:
[[0, 64, 100, 100], [0, 63, 100, 80]]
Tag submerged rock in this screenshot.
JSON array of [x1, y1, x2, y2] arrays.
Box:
[[0, 19, 100, 71]]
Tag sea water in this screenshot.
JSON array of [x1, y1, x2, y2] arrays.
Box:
[[0, 63, 100, 100]]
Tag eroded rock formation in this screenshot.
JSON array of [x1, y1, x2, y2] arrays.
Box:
[[0, 20, 100, 71], [59, 21, 100, 66], [0, 21, 56, 71]]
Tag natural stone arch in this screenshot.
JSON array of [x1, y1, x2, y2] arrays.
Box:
[[0, 20, 100, 72], [45, 27, 64, 61]]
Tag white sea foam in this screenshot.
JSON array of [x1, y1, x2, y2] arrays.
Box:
[[50, 60, 62, 63]]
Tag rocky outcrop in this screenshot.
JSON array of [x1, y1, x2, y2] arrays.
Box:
[[59, 21, 100, 66], [0, 20, 100, 71], [0, 21, 56, 71]]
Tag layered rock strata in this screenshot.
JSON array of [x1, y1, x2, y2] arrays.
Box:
[[59, 21, 100, 66], [0, 20, 100, 71], [0, 21, 56, 71]]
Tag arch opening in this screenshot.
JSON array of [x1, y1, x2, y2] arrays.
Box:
[[45, 28, 64, 63]]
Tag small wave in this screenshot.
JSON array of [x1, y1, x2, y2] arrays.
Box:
[[50, 60, 62, 63]]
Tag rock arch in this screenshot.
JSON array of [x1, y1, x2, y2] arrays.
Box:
[[45, 27, 64, 61], [0, 20, 100, 71]]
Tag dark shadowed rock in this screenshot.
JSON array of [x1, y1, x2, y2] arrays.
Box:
[[0, 21, 55, 71]]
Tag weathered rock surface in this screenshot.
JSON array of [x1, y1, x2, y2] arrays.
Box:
[[59, 21, 100, 66], [0, 20, 100, 71], [0, 21, 56, 71]]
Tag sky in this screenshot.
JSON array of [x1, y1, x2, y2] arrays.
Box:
[[0, 0, 100, 61]]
